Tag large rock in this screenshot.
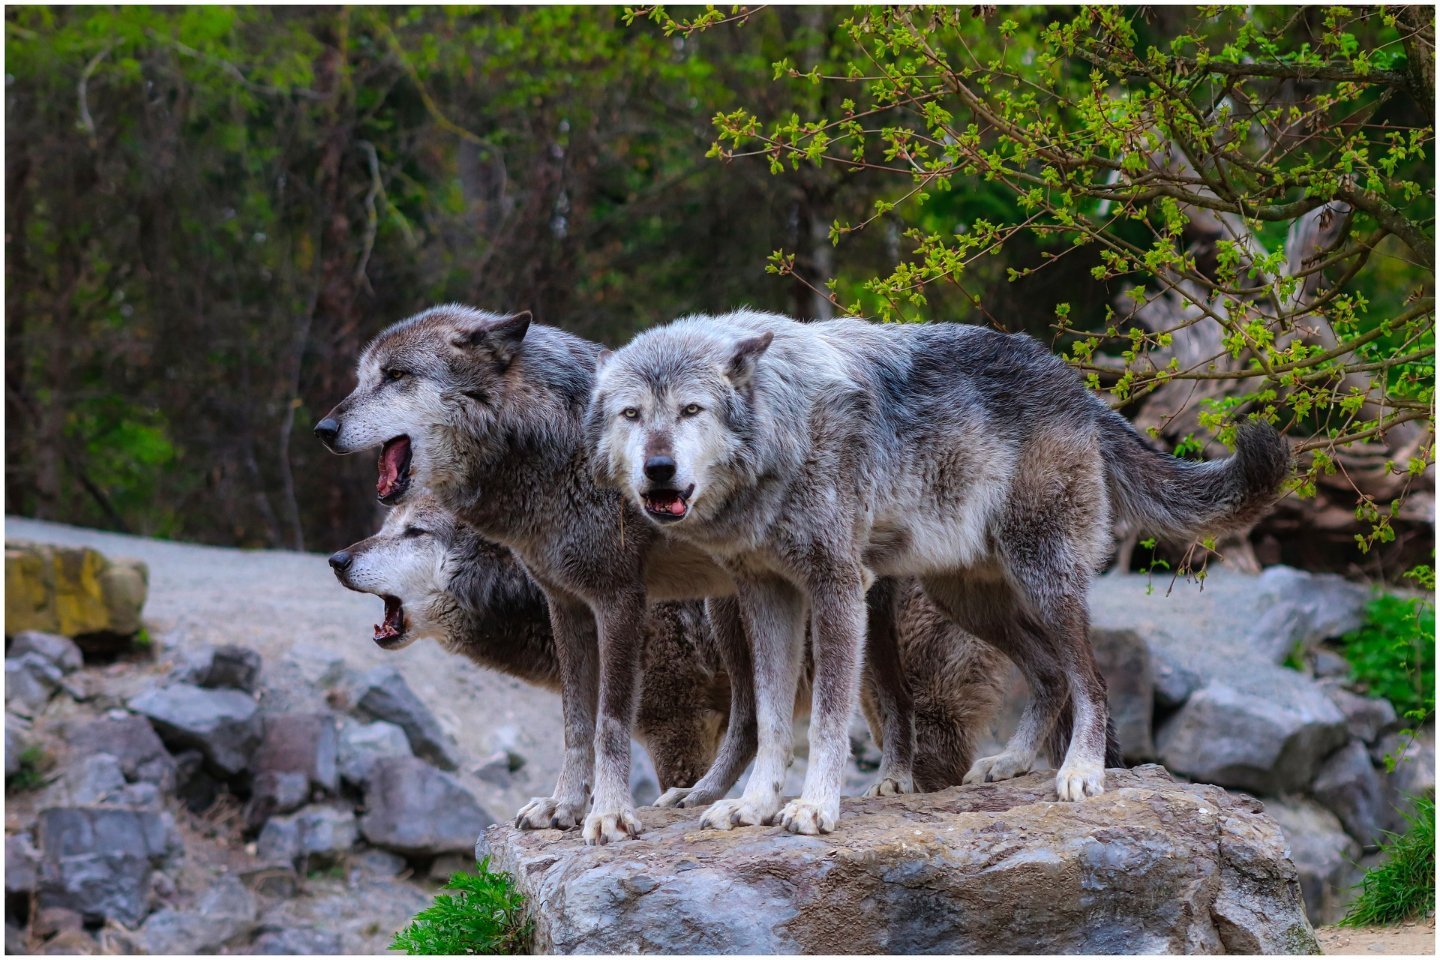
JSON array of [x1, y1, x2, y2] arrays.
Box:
[[251, 927, 344, 954], [246, 713, 338, 828], [360, 756, 494, 857], [128, 683, 262, 778], [1311, 740, 1386, 849], [5, 540, 148, 647], [6, 831, 39, 898], [172, 643, 263, 693], [256, 806, 358, 868], [68, 713, 176, 789], [1154, 672, 1348, 794], [351, 667, 460, 770], [9, 632, 84, 673], [1373, 725, 1436, 832], [486, 766, 1316, 955], [337, 718, 413, 787], [37, 753, 128, 808], [1092, 627, 1155, 761], [1265, 797, 1362, 926], [1322, 684, 1398, 745], [35, 807, 180, 928]]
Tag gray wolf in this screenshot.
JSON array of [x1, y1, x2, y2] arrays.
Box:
[[328, 494, 1016, 794], [314, 305, 919, 844], [590, 309, 1289, 834]]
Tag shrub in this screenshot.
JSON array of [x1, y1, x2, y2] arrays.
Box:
[[1340, 589, 1436, 720], [390, 859, 533, 955]]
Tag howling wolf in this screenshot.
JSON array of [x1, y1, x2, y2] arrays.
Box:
[[589, 309, 1288, 834]]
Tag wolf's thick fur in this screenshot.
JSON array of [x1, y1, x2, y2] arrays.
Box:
[[592, 310, 1289, 834], [331, 496, 1011, 794], [317, 306, 922, 844]]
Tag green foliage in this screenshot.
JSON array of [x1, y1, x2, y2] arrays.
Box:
[[1340, 589, 1436, 720], [7, 746, 52, 793], [1340, 796, 1436, 927], [390, 860, 532, 956]]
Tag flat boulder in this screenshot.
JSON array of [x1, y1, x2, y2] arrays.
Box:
[[360, 756, 493, 857], [9, 632, 84, 673], [4, 541, 148, 652], [486, 766, 1316, 955], [127, 683, 261, 778], [337, 718, 413, 787], [68, 713, 176, 789]]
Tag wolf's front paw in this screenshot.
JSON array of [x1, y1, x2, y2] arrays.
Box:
[[699, 798, 774, 831], [962, 751, 1033, 785], [582, 806, 643, 845], [777, 799, 837, 835], [1055, 760, 1105, 801], [863, 773, 915, 798], [653, 787, 692, 809], [514, 796, 585, 831]]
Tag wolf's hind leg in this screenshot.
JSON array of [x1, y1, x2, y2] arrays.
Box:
[[657, 596, 757, 809], [701, 575, 806, 832], [515, 597, 597, 831], [860, 578, 916, 798]]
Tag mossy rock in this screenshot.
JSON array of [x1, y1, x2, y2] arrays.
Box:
[[5, 540, 148, 652]]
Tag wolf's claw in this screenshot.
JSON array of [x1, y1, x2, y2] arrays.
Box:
[[1055, 760, 1105, 801], [699, 798, 773, 831], [583, 807, 643, 845], [962, 751, 1033, 785], [514, 796, 584, 831], [777, 799, 836, 835], [653, 787, 691, 809], [863, 774, 916, 798]]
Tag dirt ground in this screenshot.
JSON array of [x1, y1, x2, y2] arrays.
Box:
[[1316, 916, 1435, 955]]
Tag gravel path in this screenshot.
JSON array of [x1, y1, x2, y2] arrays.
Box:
[[5, 515, 567, 819]]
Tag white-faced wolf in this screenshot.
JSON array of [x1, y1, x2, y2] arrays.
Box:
[[590, 309, 1289, 834], [313, 305, 920, 844], [328, 494, 1014, 795]]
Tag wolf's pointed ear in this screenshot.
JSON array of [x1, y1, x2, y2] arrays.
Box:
[[596, 349, 613, 373], [725, 331, 774, 391], [451, 310, 532, 366]]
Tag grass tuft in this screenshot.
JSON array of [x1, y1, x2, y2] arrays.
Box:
[[1340, 796, 1435, 927], [390, 858, 532, 955]]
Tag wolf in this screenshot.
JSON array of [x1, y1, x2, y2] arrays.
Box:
[[314, 305, 921, 844], [328, 494, 1014, 794], [590, 309, 1290, 834]]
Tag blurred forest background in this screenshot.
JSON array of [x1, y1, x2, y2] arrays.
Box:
[[4, 5, 1434, 579]]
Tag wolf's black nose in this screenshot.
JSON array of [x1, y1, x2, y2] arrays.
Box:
[[314, 418, 340, 445], [328, 550, 353, 572], [644, 455, 677, 483]]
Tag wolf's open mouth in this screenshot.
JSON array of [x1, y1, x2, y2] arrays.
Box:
[[642, 484, 694, 523], [373, 595, 406, 648], [377, 436, 413, 504]]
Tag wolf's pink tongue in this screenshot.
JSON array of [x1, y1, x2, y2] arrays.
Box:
[[669, 499, 686, 515], [377, 438, 409, 497]]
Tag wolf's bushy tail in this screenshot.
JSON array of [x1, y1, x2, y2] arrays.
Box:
[[1100, 412, 1291, 541]]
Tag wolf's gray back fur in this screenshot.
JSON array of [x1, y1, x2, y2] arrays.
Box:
[[594, 309, 1288, 834]]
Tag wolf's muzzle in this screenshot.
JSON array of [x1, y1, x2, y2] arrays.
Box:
[[328, 550, 353, 572], [644, 455, 677, 483]]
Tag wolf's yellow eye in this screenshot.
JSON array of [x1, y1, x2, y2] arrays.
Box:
[[621, 408, 639, 420], [681, 403, 702, 416], [384, 368, 408, 382]]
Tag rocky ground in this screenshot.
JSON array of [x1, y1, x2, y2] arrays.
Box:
[[5, 516, 1436, 955], [1315, 916, 1436, 955]]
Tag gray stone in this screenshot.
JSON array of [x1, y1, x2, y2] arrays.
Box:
[[1322, 684, 1399, 745], [37, 753, 127, 808], [1155, 671, 1348, 793], [252, 927, 344, 954], [428, 852, 476, 881], [5, 923, 27, 955], [1374, 725, 1436, 832], [1266, 796, 1363, 926], [1311, 740, 1387, 849], [246, 713, 338, 828], [360, 756, 494, 857], [9, 632, 84, 673], [127, 682, 262, 777], [175, 643, 263, 693], [35, 807, 180, 928], [241, 862, 300, 898], [487, 766, 1316, 954], [6, 831, 39, 895], [6, 652, 62, 716], [139, 878, 257, 957], [1310, 649, 1351, 679], [352, 667, 460, 770], [256, 805, 358, 867], [338, 718, 413, 787], [1092, 627, 1155, 761], [630, 738, 660, 807], [1152, 656, 1204, 710], [1247, 567, 1371, 662], [353, 847, 409, 878], [67, 713, 177, 789], [473, 749, 514, 787], [6, 715, 26, 779]]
